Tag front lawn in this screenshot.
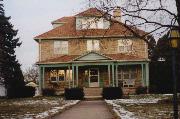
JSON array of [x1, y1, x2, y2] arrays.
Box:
[[106, 94, 180, 119], [0, 96, 79, 119]]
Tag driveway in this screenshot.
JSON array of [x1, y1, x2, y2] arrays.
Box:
[[52, 100, 114, 119]]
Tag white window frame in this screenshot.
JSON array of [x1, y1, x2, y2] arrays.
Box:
[[81, 17, 104, 29], [118, 68, 137, 87], [118, 39, 133, 53], [50, 70, 65, 83], [87, 39, 100, 51], [54, 41, 68, 54]]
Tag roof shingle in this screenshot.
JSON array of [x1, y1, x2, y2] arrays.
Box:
[[34, 8, 146, 40]]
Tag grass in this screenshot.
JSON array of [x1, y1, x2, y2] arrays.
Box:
[[121, 103, 180, 118], [117, 94, 180, 118], [0, 96, 65, 119]]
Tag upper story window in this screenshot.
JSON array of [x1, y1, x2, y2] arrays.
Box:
[[54, 41, 68, 54], [76, 17, 110, 30], [118, 39, 133, 53], [87, 40, 100, 51]]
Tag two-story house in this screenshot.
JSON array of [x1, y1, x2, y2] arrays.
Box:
[[34, 8, 149, 96]]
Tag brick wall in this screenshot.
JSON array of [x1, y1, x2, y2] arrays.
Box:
[[39, 38, 148, 61]]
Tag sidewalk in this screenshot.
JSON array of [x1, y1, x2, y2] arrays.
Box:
[[52, 100, 114, 119]]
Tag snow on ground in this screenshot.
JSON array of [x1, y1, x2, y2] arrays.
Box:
[[0, 97, 80, 119], [35, 100, 80, 119], [106, 100, 137, 119], [105, 97, 162, 119]]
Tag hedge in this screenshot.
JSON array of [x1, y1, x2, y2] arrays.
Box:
[[65, 88, 84, 100], [102, 87, 123, 99]]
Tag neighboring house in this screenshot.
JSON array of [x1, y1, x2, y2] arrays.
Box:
[[34, 8, 149, 95]]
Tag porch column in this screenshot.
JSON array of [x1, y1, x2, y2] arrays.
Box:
[[108, 64, 111, 86], [145, 63, 149, 92], [141, 64, 145, 87], [115, 64, 118, 87], [38, 66, 43, 95], [68, 65, 71, 88], [76, 65, 78, 87], [72, 65, 75, 87], [42, 67, 45, 89], [112, 64, 115, 87]]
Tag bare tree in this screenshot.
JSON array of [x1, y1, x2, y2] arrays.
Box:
[[23, 65, 38, 83], [89, 0, 179, 41]]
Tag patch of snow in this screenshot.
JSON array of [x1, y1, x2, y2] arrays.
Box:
[[114, 98, 160, 104], [105, 100, 137, 119], [163, 94, 173, 96], [34, 100, 80, 119]]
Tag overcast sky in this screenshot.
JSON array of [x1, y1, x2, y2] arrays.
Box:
[[4, 0, 89, 71]]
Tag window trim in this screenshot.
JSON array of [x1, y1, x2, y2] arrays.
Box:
[[87, 39, 100, 51], [54, 40, 68, 54], [117, 68, 137, 88], [50, 70, 66, 83], [118, 39, 133, 53]]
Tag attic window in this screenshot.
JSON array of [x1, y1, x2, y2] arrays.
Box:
[[118, 39, 133, 53], [54, 41, 68, 54]]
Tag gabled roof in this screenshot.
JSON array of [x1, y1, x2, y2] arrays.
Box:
[[75, 8, 104, 17], [73, 51, 113, 61], [34, 8, 146, 40], [37, 52, 147, 64]]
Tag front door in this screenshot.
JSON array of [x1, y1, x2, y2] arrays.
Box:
[[89, 68, 99, 87]]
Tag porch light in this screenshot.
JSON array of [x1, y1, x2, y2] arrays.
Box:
[[169, 27, 180, 119], [169, 28, 180, 48]]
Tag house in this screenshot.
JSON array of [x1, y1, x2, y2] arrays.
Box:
[[34, 8, 149, 96]]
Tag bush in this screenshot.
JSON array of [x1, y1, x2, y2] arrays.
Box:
[[42, 88, 55, 96], [7, 86, 35, 98], [136, 86, 147, 94], [65, 88, 84, 100], [102, 87, 123, 99]]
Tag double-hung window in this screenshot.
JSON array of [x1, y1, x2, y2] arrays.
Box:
[[54, 41, 68, 54], [118, 67, 137, 87], [118, 39, 133, 53], [87, 40, 100, 51]]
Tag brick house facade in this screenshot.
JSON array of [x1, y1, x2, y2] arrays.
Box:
[[34, 8, 149, 95]]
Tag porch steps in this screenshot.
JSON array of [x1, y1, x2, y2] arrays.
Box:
[[84, 88, 102, 100]]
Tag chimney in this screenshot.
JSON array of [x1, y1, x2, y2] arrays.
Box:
[[113, 7, 121, 22]]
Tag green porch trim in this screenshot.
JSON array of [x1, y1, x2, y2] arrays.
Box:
[[39, 64, 70, 68], [112, 63, 115, 87], [116, 61, 149, 65], [42, 67, 45, 89], [76, 66, 79, 87], [38, 66, 43, 94], [115, 64, 118, 87], [108, 64, 111, 85], [72, 62, 114, 66], [141, 64, 148, 87], [145, 63, 149, 87], [72, 65, 75, 87], [68, 65, 71, 88]]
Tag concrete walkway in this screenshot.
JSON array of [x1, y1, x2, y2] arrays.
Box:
[[52, 100, 114, 119]]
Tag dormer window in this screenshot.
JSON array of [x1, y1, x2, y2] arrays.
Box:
[[118, 39, 133, 53], [76, 17, 110, 30], [87, 40, 100, 51], [81, 18, 103, 29]]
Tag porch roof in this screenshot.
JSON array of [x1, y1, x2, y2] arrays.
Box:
[[36, 52, 148, 65]]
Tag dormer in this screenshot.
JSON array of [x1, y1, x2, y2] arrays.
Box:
[[51, 21, 65, 28], [75, 8, 110, 30]]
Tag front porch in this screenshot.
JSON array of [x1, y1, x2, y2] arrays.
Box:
[[38, 61, 149, 95]]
